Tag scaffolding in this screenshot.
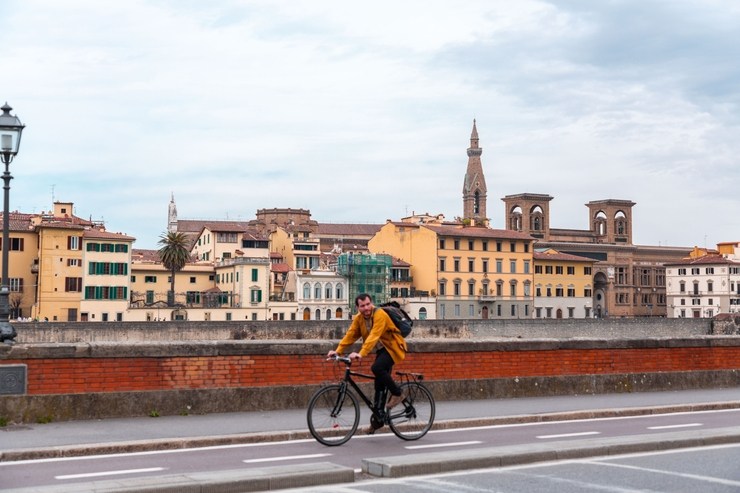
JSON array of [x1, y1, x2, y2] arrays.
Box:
[[336, 252, 392, 311]]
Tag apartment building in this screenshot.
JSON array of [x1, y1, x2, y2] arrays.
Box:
[[533, 248, 596, 318], [370, 221, 535, 319], [665, 244, 740, 318]]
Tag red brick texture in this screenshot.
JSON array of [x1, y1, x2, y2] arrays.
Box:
[[4, 345, 740, 395]]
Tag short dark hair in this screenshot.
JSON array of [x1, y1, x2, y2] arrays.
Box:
[[354, 293, 372, 307]]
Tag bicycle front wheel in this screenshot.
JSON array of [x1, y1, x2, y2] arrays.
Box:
[[388, 381, 435, 440], [307, 384, 360, 446]]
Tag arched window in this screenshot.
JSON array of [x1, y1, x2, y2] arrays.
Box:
[[326, 309, 332, 320], [473, 191, 480, 214], [315, 309, 321, 320], [418, 307, 427, 320], [325, 283, 332, 299], [336, 284, 343, 300], [303, 282, 311, 299], [314, 283, 322, 299], [335, 307, 343, 319]]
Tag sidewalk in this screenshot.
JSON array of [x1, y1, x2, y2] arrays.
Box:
[[3, 386, 740, 461]]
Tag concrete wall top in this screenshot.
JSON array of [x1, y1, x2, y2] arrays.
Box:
[[9, 318, 713, 344]]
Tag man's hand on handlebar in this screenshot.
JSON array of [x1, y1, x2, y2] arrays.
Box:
[[326, 350, 338, 359], [348, 352, 362, 362]]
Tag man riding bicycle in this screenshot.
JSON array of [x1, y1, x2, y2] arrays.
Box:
[[327, 293, 407, 433]]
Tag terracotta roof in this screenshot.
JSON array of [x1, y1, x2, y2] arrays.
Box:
[[132, 249, 160, 263], [665, 254, 740, 267], [317, 223, 383, 236], [534, 251, 596, 262], [83, 229, 136, 241], [1, 212, 35, 232], [176, 219, 252, 233], [271, 262, 291, 273], [423, 225, 535, 241], [392, 257, 411, 267]]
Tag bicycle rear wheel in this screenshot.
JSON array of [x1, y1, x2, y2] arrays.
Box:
[[388, 381, 435, 440], [307, 384, 360, 446]]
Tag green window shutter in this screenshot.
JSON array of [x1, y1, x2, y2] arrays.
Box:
[[89, 262, 95, 275], [251, 269, 258, 282]]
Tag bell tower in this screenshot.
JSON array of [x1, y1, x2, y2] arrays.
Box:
[[462, 120, 488, 226]]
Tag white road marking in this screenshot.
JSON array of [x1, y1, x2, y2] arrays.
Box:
[[406, 440, 483, 450], [647, 423, 703, 430], [537, 431, 601, 439], [590, 460, 740, 488], [55, 467, 165, 480], [243, 453, 331, 463]]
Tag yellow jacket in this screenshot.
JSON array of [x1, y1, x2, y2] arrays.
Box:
[[335, 308, 408, 364]]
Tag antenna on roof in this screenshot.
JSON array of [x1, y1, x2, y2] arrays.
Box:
[[51, 184, 56, 204]]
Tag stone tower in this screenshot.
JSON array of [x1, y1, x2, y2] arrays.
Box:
[[462, 120, 488, 226], [167, 193, 178, 233]]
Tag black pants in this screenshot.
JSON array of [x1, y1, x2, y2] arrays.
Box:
[[372, 348, 401, 399]]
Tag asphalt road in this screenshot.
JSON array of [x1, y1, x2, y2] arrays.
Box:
[[2, 387, 740, 491]]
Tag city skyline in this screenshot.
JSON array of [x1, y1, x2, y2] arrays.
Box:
[[2, 1, 739, 250]]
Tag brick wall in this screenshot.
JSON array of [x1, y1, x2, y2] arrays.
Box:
[[2, 335, 739, 423]]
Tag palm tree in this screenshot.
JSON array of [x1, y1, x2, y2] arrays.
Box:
[[157, 231, 191, 307]]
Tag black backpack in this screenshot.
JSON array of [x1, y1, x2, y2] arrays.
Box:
[[379, 301, 413, 338]]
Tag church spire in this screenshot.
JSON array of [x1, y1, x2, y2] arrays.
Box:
[[462, 119, 488, 226], [167, 193, 178, 233]]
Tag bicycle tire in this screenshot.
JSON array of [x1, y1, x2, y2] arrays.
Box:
[[306, 384, 360, 446], [388, 381, 435, 440]]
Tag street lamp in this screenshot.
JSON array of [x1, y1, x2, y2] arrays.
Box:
[[0, 103, 25, 344]]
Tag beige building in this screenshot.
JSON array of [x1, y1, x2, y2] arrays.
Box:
[[79, 229, 135, 322], [3, 212, 37, 319]]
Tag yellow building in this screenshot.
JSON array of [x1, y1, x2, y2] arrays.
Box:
[[533, 248, 596, 319], [3, 212, 37, 319], [370, 221, 535, 319]]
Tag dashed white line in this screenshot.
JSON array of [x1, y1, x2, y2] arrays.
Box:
[[537, 431, 601, 439], [406, 441, 483, 450], [55, 467, 165, 480], [243, 453, 332, 463], [647, 423, 703, 430]]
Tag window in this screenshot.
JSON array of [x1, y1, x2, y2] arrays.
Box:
[[469, 304, 475, 317], [555, 287, 563, 297], [453, 281, 461, 296], [146, 291, 154, 304], [545, 266, 553, 274], [567, 287, 575, 297], [453, 259, 460, 272], [190, 276, 196, 284], [535, 265, 543, 274], [325, 284, 332, 299], [567, 266, 575, 275], [439, 239, 446, 249], [523, 261, 530, 274], [707, 281, 713, 293], [496, 260, 502, 273], [584, 266, 592, 275], [145, 276, 157, 283], [67, 236, 80, 250], [439, 258, 446, 271], [314, 283, 321, 299], [468, 259, 475, 272], [251, 268, 258, 282], [67, 258, 81, 267], [250, 289, 262, 303], [482, 241, 488, 251], [482, 259, 488, 273], [706, 267, 715, 274], [468, 240, 474, 250], [335, 284, 343, 299], [510, 260, 516, 273], [438, 282, 446, 296], [65, 277, 82, 292], [568, 307, 575, 318], [555, 266, 563, 275], [496, 242, 502, 252], [510, 242, 516, 252], [9, 278, 23, 292], [454, 239, 460, 250], [510, 282, 516, 297]]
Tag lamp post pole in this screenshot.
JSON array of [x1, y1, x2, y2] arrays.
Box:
[[0, 103, 24, 344]]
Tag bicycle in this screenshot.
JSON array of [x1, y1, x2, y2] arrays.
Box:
[[307, 355, 435, 446]]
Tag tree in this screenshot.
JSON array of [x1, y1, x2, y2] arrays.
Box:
[[157, 231, 191, 307]]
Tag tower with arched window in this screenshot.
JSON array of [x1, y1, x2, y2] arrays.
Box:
[[462, 120, 488, 226]]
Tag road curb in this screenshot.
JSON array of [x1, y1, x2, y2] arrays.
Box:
[[2, 462, 355, 493], [362, 425, 740, 478]]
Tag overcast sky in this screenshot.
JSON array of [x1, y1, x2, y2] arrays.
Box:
[[2, 0, 739, 250]]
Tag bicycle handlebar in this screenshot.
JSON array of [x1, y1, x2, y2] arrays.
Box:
[[327, 354, 352, 365]]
